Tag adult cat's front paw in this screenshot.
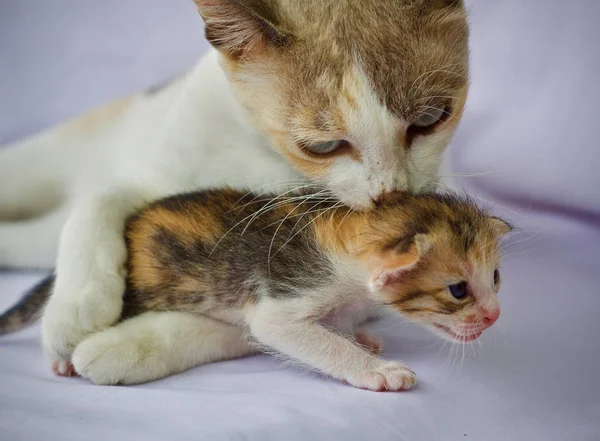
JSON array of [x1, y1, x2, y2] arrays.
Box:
[[41, 277, 124, 370], [345, 361, 417, 392]]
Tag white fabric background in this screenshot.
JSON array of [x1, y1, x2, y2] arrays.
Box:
[[1, 1, 599, 440]]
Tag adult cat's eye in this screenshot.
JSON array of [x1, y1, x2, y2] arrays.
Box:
[[304, 140, 349, 155], [448, 281, 468, 299], [411, 107, 446, 129], [493, 269, 500, 285]]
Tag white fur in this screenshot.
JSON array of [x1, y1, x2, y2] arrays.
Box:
[[247, 298, 415, 391], [0, 49, 455, 369], [72, 311, 253, 385]]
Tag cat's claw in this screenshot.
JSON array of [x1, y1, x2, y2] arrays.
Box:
[[52, 360, 79, 377], [346, 361, 416, 392]]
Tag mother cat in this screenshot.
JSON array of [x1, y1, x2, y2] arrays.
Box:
[[0, 0, 469, 373]]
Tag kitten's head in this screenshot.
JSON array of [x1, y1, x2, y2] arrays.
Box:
[[194, 0, 469, 209], [357, 194, 511, 343]]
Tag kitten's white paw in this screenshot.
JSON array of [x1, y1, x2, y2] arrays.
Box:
[[354, 330, 383, 355], [346, 361, 416, 392], [72, 328, 162, 386], [41, 276, 124, 368]]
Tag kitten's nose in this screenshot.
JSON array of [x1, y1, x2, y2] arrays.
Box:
[[482, 308, 500, 327]]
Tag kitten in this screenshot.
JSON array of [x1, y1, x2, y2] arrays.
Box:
[[0, 189, 510, 391], [0, 0, 469, 374]]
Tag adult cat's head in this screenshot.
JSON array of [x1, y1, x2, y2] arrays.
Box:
[[194, 0, 469, 209]]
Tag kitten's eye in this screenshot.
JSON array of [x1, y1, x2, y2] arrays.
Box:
[[411, 107, 445, 128], [493, 269, 500, 285], [304, 140, 349, 155], [448, 281, 468, 299]]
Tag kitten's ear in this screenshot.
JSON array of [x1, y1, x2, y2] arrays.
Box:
[[369, 234, 432, 291], [194, 0, 290, 58], [489, 217, 513, 236]]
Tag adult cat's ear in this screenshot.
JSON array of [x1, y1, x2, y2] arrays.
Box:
[[194, 0, 291, 58], [369, 234, 432, 291]]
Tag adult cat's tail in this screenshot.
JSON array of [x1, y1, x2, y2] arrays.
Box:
[[0, 275, 54, 336]]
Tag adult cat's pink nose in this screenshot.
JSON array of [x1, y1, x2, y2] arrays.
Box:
[[482, 308, 500, 327]]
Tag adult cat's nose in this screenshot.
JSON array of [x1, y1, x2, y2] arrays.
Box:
[[373, 190, 403, 207], [482, 308, 501, 327]]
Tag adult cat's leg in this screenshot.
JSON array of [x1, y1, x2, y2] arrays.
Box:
[[41, 184, 156, 370], [72, 311, 253, 385]]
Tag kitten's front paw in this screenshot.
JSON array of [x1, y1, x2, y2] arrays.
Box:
[[41, 277, 124, 368], [354, 330, 383, 355], [72, 328, 162, 386], [346, 361, 416, 392]]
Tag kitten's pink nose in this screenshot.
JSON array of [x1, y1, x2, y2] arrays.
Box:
[[482, 308, 500, 327]]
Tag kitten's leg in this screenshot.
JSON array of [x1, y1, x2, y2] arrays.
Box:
[[247, 301, 416, 392], [72, 311, 253, 385], [354, 330, 383, 355]]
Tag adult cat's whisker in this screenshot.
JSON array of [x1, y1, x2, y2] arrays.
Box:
[[231, 184, 326, 213], [272, 201, 344, 260], [438, 170, 504, 178], [235, 192, 332, 216], [266, 195, 333, 278], [207, 192, 327, 260], [258, 203, 337, 232], [279, 196, 337, 241], [409, 63, 464, 96], [227, 181, 315, 211], [415, 95, 461, 103], [334, 206, 354, 237], [417, 105, 453, 118], [240, 190, 330, 235]]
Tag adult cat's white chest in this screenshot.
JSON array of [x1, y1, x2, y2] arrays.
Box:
[[117, 49, 302, 198]]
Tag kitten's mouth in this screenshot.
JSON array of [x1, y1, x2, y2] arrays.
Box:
[[434, 324, 483, 343]]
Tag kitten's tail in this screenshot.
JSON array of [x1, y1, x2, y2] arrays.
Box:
[[0, 275, 54, 336]]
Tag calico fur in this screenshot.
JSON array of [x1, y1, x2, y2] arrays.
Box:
[[0, 188, 509, 390]]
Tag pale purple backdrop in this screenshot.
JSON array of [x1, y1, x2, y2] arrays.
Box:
[[0, 1, 599, 440]]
